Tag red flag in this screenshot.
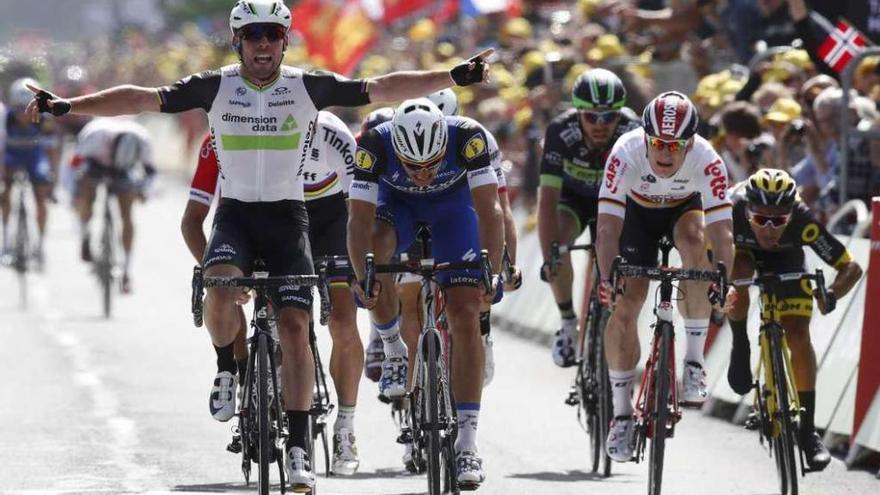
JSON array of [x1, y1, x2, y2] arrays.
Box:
[[381, 0, 434, 25], [811, 12, 869, 73], [292, 0, 378, 76]]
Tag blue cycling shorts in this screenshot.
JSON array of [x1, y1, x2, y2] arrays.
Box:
[[377, 185, 481, 288]]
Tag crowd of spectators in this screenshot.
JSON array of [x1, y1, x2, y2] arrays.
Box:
[[2, 0, 879, 232]]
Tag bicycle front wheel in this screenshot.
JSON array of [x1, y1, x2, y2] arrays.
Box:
[[256, 333, 271, 495], [597, 310, 614, 477], [423, 330, 442, 495], [770, 329, 799, 495], [100, 217, 115, 318], [647, 323, 672, 495]]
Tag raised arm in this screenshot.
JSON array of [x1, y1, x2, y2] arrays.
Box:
[[28, 84, 161, 122], [368, 48, 494, 103]]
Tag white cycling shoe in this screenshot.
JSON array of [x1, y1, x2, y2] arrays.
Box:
[[209, 371, 238, 422], [552, 328, 577, 368], [331, 428, 360, 476], [379, 356, 408, 400], [606, 416, 636, 462], [482, 334, 495, 387], [456, 450, 485, 488], [286, 446, 315, 492], [682, 361, 709, 404]]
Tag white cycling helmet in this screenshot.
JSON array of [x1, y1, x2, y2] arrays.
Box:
[[391, 98, 448, 165], [229, 0, 291, 33], [426, 88, 458, 117], [8, 77, 37, 107]]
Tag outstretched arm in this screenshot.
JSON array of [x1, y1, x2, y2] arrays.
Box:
[[28, 84, 160, 122], [367, 48, 494, 103]]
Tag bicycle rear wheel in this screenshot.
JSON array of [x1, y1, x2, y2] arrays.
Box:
[[582, 301, 601, 474], [647, 323, 672, 495], [256, 333, 271, 495], [424, 330, 442, 495], [770, 329, 799, 495], [100, 213, 115, 318]]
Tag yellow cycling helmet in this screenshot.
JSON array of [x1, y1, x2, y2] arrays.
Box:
[[746, 168, 797, 208]]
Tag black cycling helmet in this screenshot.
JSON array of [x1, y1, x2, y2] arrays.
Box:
[[572, 68, 626, 110], [745, 168, 798, 209], [642, 91, 699, 140]]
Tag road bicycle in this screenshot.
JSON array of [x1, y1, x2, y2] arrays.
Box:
[[552, 240, 613, 477], [193, 265, 321, 494], [609, 238, 726, 495], [733, 270, 829, 495], [2, 170, 32, 308], [362, 229, 493, 495]]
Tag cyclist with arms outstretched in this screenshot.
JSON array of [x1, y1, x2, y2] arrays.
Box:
[[27, 1, 492, 489], [596, 91, 736, 462], [537, 68, 640, 367], [347, 98, 503, 487], [726, 168, 862, 471]]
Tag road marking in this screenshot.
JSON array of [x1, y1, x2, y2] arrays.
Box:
[[33, 279, 161, 493]]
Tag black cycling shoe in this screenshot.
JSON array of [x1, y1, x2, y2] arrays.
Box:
[[800, 430, 831, 472], [727, 344, 753, 395]]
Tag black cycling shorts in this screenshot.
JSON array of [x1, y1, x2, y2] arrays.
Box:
[[737, 247, 813, 319], [558, 187, 598, 242], [84, 162, 139, 194], [306, 193, 349, 287], [619, 194, 703, 267], [203, 198, 314, 311]]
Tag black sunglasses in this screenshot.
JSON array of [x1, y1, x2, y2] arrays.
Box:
[[239, 24, 287, 42]]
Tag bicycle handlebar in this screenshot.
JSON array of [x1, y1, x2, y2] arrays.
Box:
[[732, 269, 828, 305], [609, 256, 728, 305], [549, 241, 593, 277], [363, 250, 494, 296]]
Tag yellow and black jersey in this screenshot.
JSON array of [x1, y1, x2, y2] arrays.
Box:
[[730, 182, 851, 269]]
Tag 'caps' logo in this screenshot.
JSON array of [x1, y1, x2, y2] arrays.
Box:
[[355, 149, 376, 171], [236, 87, 246, 96], [463, 135, 487, 160]]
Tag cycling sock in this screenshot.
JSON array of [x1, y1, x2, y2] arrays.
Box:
[[454, 403, 480, 453], [373, 316, 407, 357], [479, 311, 491, 337], [123, 254, 131, 275], [236, 358, 248, 380], [286, 410, 311, 450], [799, 390, 816, 434], [609, 368, 637, 417], [558, 300, 576, 320], [561, 316, 577, 336], [684, 318, 709, 365], [334, 404, 356, 432], [214, 343, 236, 374]]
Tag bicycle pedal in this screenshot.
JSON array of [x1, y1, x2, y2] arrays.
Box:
[[377, 394, 392, 404], [744, 415, 760, 431], [564, 394, 579, 407], [227, 437, 243, 454]]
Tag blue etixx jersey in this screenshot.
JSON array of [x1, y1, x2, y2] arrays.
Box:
[[4, 111, 56, 169], [348, 115, 497, 204]]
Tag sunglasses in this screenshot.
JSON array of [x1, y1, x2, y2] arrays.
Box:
[[400, 154, 444, 175], [579, 110, 620, 125], [747, 210, 791, 228], [239, 24, 287, 42], [647, 136, 689, 153]]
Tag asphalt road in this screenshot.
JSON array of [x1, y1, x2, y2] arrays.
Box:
[[1, 181, 876, 495]]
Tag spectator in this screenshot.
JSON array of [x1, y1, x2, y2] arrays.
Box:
[[717, 101, 764, 182], [762, 97, 808, 168]]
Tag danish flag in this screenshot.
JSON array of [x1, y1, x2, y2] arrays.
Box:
[[812, 12, 869, 74]]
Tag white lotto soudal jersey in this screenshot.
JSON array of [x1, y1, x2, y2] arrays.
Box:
[[75, 117, 154, 166], [303, 111, 356, 200], [598, 127, 732, 225]]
